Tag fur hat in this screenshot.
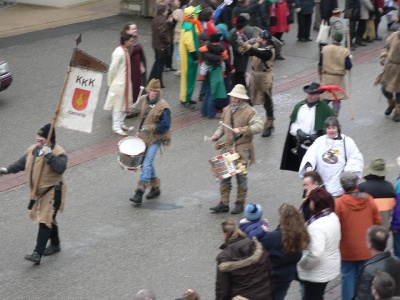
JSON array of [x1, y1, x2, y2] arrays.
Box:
[[38, 123, 56, 144], [227, 84, 249, 100], [332, 31, 343, 42], [245, 203, 263, 221], [146, 78, 161, 92], [303, 82, 324, 94], [364, 158, 389, 177], [234, 15, 249, 30]]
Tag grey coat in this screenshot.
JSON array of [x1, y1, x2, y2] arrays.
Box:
[[360, 0, 374, 20]]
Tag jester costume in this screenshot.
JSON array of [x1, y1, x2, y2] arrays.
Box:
[[179, 6, 202, 106]]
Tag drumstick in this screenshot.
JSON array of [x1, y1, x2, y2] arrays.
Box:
[[219, 121, 235, 132]]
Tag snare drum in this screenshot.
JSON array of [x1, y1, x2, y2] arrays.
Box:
[[118, 137, 146, 171], [209, 150, 241, 180]]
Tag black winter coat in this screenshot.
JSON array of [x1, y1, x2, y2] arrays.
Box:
[[354, 252, 400, 300], [259, 228, 303, 283], [320, 0, 338, 20]]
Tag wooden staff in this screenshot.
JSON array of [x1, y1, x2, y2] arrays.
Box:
[[30, 66, 71, 201], [347, 24, 354, 120]]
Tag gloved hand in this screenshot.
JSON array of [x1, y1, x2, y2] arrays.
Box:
[[141, 125, 155, 133], [295, 7, 301, 12], [309, 134, 318, 143], [296, 129, 309, 143], [380, 56, 386, 66], [248, 38, 257, 45], [0, 167, 8, 176], [42, 145, 52, 155]]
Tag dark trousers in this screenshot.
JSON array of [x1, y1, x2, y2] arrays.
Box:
[[271, 281, 291, 300], [34, 212, 59, 256], [302, 281, 328, 300], [165, 44, 173, 68], [356, 19, 367, 38], [297, 13, 312, 39], [382, 85, 400, 104], [263, 92, 274, 118], [232, 71, 247, 88], [350, 19, 357, 42], [149, 48, 167, 86], [374, 11, 382, 37]]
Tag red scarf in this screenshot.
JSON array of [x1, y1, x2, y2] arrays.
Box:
[[182, 16, 203, 33]]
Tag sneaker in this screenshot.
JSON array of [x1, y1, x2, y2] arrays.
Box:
[[210, 202, 229, 213], [43, 244, 61, 256], [114, 129, 127, 136], [121, 125, 134, 131], [25, 252, 41, 265]]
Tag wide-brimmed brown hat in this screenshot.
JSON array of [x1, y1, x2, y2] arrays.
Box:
[[146, 78, 161, 92], [227, 84, 249, 100], [364, 158, 389, 177]]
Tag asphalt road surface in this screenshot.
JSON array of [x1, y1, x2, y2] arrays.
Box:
[[0, 14, 399, 300]]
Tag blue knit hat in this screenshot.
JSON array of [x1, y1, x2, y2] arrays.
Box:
[[216, 23, 229, 41], [245, 203, 263, 221]]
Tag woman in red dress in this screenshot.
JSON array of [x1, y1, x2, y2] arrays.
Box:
[[269, 0, 291, 60], [121, 22, 147, 117]]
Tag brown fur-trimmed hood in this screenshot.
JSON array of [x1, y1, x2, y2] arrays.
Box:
[[218, 237, 264, 272]]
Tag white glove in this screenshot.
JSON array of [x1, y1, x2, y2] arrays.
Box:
[[0, 167, 8, 175], [42, 145, 52, 155], [295, 7, 301, 12]]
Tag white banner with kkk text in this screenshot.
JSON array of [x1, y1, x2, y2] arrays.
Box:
[[56, 67, 103, 133]]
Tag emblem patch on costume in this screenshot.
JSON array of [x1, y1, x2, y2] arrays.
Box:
[[322, 149, 338, 164], [72, 88, 90, 111]]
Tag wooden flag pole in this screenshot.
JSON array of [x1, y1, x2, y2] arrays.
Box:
[[30, 35, 80, 202], [347, 24, 354, 120]]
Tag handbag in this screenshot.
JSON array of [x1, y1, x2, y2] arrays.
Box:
[[316, 20, 330, 44]]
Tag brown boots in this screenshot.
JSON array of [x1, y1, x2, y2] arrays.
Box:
[[130, 180, 149, 204], [393, 104, 400, 122], [210, 186, 246, 214], [384, 98, 400, 122], [262, 118, 275, 137], [147, 177, 161, 199], [385, 98, 396, 116], [210, 186, 231, 213]]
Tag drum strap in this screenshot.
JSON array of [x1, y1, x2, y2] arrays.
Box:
[[138, 106, 152, 131]]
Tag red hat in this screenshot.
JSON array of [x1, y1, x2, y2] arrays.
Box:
[[206, 21, 219, 36]]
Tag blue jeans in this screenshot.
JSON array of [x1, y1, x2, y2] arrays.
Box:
[[201, 78, 215, 118], [393, 231, 400, 258], [139, 143, 160, 183], [341, 260, 367, 300]]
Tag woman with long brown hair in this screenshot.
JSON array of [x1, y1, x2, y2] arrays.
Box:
[[254, 203, 310, 300], [121, 22, 147, 116]]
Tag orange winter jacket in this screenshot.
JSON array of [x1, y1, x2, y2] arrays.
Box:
[[335, 189, 382, 261]]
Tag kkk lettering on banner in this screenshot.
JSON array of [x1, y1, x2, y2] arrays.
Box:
[[56, 67, 103, 133]]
